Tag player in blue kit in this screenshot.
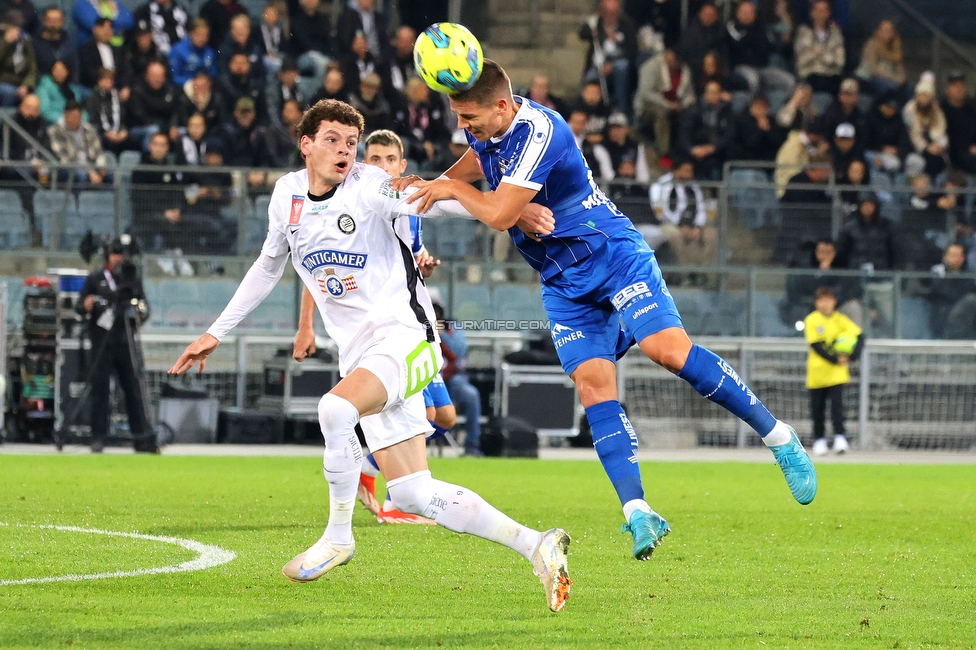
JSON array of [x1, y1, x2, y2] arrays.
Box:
[[398, 60, 817, 561]]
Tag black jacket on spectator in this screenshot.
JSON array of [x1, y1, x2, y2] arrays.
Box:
[[33, 29, 77, 77], [942, 97, 976, 170], [127, 79, 178, 128], [348, 89, 393, 134], [725, 18, 770, 68], [287, 0, 331, 57], [122, 38, 168, 83], [927, 269, 976, 338], [86, 86, 128, 136], [831, 142, 865, 180], [133, 1, 188, 55], [266, 121, 299, 168], [782, 243, 861, 326], [175, 86, 228, 129], [222, 72, 268, 124], [836, 212, 899, 270], [5, 111, 48, 160], [267, 80, 305, 124], [198, 0, 245, 49], [393, 99, 451, 163], [78, 41, 127, 89], [217, 33, 265, 81], [308, 86, 349, 107], [603, 136, 643, 175], [729, 110, 784, 161], [781, 170, 832, 204], [815, 100, 867, 142], [0, 0, 37, 35], [677, 16, 725, 66], [864, 103, 911, 156], [220, 121, 270, 167], [677, 100, 734, 162], [339, 51, 381, 95], [578, 14, 639, 73], [132, 150, 185, 212], [335, 6, 390, 58]]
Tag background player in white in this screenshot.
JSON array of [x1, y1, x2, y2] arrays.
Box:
[[169, 99, 572, 612], [293, 128, 455, 525]]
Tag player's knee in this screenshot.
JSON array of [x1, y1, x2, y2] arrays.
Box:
[[387, 470, 434, 516], [640, 329, 692, 373], [572, 364, 617, 407], [318, 393, 359, 436]]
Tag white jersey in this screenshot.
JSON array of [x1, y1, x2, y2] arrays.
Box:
[[207, 163, 470, 375]]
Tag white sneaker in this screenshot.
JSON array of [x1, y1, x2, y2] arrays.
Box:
[[832, 434, 850, 454], [812, 438, 829, 456], [531, 528, 572, 612], [282, 534, 355, 583]]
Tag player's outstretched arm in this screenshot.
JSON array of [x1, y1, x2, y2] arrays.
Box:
[[440, 148, 485, 183], [293, 287, 317, 362], [407, 179, 539, 231]]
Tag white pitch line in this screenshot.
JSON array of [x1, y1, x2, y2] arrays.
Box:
[[0, 523, 236, 586]]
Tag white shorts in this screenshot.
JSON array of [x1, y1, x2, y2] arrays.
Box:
[[356, 329, 442, 452]]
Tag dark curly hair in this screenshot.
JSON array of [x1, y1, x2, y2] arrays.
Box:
[[297, 99, 365, 144]]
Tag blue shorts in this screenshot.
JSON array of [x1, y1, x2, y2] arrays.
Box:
[[423, 373, 452, 409], [543, 227, 683, 376]]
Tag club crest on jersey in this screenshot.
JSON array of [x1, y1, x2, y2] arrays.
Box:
[[301, 249, 368, 273], [318, 268, 358, 298], [289, 195, 305, 225], [498, 156, 513, 174], [337, 214, 356, 234]]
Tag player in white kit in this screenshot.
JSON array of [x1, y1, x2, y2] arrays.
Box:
[[168, 99, 572, 612]]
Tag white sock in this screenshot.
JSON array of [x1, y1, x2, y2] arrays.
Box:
[[318, 393, 363, 546], [622, 499, 651, 522], [387, 470, 543, 561], [762, 420, 793, 447]]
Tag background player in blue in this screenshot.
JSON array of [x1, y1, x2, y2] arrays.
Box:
[[397, 60, 818, 561]]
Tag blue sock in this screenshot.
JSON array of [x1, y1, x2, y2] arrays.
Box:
[[365, 453, 380, 472], [586, 401, 644, 506], [426, 420, 450, 441], [676, 344, 777, 436]]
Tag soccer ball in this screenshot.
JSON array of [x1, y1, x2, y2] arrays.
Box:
[[413, 22, 484, 95], [833, 334, 857, 356]]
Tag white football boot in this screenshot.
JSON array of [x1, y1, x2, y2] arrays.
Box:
[[531, 528, 572, 612], [282, 534, 355, 583]]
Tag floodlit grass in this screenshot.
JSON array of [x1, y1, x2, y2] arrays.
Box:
[[0, 455, 973, 649]]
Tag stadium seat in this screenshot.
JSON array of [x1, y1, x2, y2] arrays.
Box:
[[453, 283, 492, 321], [899, 297, 933, 339], [118, 150, 142, 168], [753, 291, 799, 337], [699, 291, 747, 336], [71, 191, 117, 249], [33, 190, 76, 248], [766, 90, 788, 113], [246, 195, 270, 253], [729, 169, 779, 230], [671, 289, 705, 334], [431, 219, 480, 259], [248, 282, 295, 328], [0, 189, 30, 249], [493, 284, 545, 322], [731, 91, 752, 115]]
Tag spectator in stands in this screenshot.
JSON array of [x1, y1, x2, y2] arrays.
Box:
[[122, 19, 167, 83], [436, 302, 483, 456], [793, 0, 844, 94], [763, 0, 795, 70], [347, 71, 391, 134], [197, 0, 242, 50], [287, 0, 331, 90], [856, 20, 906, 98], [697, 51, 734, 102], [48, 99, 109, 185], [383, 24, 415, 97], [927, 243, 976, 339], [447, 128, 468, 162], [941, 71, 976, 174], [308, 66, 348, 105], [647, 157, 706, 245], [78, 17, 124, 90], [176, 70, 227, 130], [526, 74, 569, 119], [580, 119, 613, 180], [220, 96, 270, 184], [394, 76, 450, 170], [864, 90, 910, 175], [573, 80, 612, 134], [782, 238, 863, 328], [0, 0, 35, 36], [339, 30, 379, 93], [0, 11, 37, 107], [579, 0, 638, 115], [267, 57, 304, 123], [817, 78, 866, 144], [837, 194, 899, 271], [133, 0, 187, 56], [830, 122, 863, 181], [677, 2, 723, 70], [781, 152, 833, 204], [33, 7, 76, 79], [127, 60, 178, 145], [730, 94, 785, 162], [397, 0, 448, 37], [87, 67, 136, 154], [802, 286, 860, 456], [900, 174, 950, 270], [725, 0, 794, 94], [36, 60, 83, 124], [170, 18, 217, 86], [337, 0, 389, 61], [132, 131, 188, 252], [776, 82, 816, 132], [223, 52, 267, 125], [219, 13, 263, 82], [774, 127, 827, 197], [72, 0, 132, 47], [603, 111, 649, 183], [176, 111, 207, 164], [266, 97, 301, 168], [568, 109, 586, 148], [633, 47, 695, 160], [677, 79, 733, 180], [838, 158, 869, 213], [257, 2, 285, 77], [903, 72, 948, 180], [3, 92, 46, 162], [189, 135, 234, 223]]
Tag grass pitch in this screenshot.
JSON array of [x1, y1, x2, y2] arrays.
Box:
[[0, 454, 974, 649]]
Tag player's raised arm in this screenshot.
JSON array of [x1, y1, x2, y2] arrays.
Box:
[[439, 147, 484, 183]]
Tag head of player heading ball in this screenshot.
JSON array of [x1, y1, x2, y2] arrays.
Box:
[[413, 22, 484, 94]]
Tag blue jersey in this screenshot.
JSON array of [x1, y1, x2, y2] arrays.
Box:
[[409, 216, 424, 255], [466, 96, 632, 281]]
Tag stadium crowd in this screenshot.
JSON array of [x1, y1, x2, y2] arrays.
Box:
[[0, 0, 973, 337]]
